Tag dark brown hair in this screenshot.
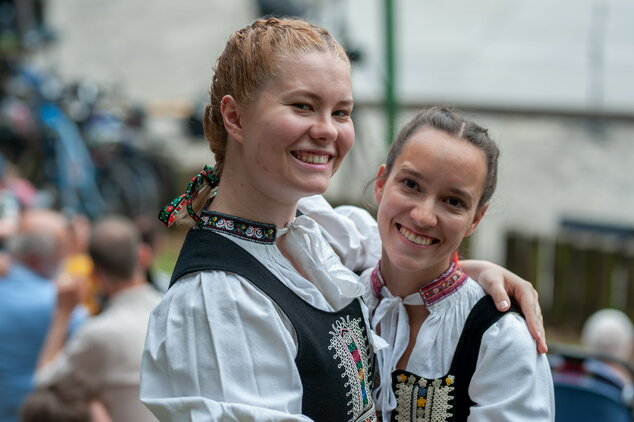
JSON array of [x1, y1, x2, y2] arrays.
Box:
[[384, 106, 499, 208], [20, 375, 101, 422]]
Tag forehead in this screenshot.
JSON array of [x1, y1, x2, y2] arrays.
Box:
[[263, 51, 352, 98], [395, 128, 487, 190]]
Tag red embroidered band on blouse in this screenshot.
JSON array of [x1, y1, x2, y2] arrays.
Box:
[[370, 259, 468, 307]]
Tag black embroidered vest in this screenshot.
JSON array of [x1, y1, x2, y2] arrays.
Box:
[[169, 227, 377, 422], [389, 296, 519, 422]]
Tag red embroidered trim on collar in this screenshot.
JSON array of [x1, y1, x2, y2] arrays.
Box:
[[370, 261, 384, 298], [370, 259, 467, 305], [419, 261, 467, 306]]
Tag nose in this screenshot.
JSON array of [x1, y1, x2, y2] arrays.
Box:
[[309, 114, 338, 142], [410, 198, 438, 227]]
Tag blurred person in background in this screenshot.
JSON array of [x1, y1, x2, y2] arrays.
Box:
[[581, 308, 634, 386], [134, 215, 170, 294], [63, 213, 103, 315], [35, 216, 161, 422], [0, 155, 37, 276], [0, 156, 19, 276], [20, 373, 111, 422], [0, 208, 87, 422]]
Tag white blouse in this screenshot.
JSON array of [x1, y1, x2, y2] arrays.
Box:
[[299, 196, 554, 421], [297, 194, 382, 273], [367, 271, 555, 422], [140, 212, 377, 422]]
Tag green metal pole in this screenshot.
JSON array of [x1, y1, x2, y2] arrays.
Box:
[[384, 0, 397, 145]]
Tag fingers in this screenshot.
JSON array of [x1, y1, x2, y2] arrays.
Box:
[[55, 273, 85, 312], [516, 282, 548, 353], [476, 268, 511, 311], [489, 272, 511, 312]]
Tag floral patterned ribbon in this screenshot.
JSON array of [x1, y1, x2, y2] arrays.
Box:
[[158, 164, 219, 227]]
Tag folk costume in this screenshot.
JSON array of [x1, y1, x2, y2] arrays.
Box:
[[141, 169, 380, 422], [298, 197, 554, 422], [366, 263, 554, 421]]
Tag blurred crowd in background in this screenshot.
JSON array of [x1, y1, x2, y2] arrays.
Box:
[[0, 1, 173, 421], [1, 0, 634, 421]]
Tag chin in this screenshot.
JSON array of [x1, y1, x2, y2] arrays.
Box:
[[298, 180, 331, 197], [387, 253, 426, 273]]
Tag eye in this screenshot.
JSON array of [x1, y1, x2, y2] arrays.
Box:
[[332, 109, 352, 118], [402, 178, 418, 190], [291, 103, 312, 111], [445, 197, 466, 209]]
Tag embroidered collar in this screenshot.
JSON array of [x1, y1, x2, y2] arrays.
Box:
[[419, 261, 467, 306], [198, 210, 277, 244], [370, 260, 468, 306], [370, 261, 385, 299]]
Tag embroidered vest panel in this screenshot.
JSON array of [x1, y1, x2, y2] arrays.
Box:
[[389, 296, 519, 422], [170, 228, 377, 422]]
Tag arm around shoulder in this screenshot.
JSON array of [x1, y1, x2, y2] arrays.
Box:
[[297, 195, 380, 272]]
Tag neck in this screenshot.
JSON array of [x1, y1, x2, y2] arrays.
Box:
[[103, 271, 145, 298], [210, 167, 299, 229], [379, 254, 452, 298]]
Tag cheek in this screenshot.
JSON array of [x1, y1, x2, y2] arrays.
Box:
[[376, 209, 391, 244], [376, 190, 401, 227], [446, 214, 475, 240], [334, 122, 355, 158], [254, 142, 271, 172]]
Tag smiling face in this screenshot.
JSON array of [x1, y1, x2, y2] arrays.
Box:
[[374, 127, 489, 282], [225, 50, 354, 207]]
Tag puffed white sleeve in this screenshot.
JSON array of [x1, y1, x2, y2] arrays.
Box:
[[297, 195, 381, 273], [467, 313, 555, 421], [140, 271, 313, 422]]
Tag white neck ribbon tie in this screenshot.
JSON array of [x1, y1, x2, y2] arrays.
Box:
[[372, 289, 424, 420]]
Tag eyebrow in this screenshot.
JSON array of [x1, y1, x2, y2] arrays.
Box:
[[287, 90, 354, 107], [398, 167, 476, 203]]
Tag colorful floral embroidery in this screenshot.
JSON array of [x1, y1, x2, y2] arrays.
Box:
[[419, 261, 467, 306], [372, 261, 467, 307], [393, 370, 455, 422], [328, 316, 375, 422], [197, 211, 276, 244]]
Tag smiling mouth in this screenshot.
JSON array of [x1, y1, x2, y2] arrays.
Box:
[[397, 224, 436, 246], [292, 151, 332, 165]]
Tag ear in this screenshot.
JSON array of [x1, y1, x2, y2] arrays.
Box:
[[464, 204, 488, 237], [220, 95, 244, 144], [374, 164, 388, 205], [137, 243, 153, 270]]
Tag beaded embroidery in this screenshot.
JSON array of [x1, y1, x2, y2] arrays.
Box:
[[328, 316, 376, 422], [392, 370, 455, 422], [197, 211, 276, 244]]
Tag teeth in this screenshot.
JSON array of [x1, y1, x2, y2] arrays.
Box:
[[294, 152, 330, 164], [399, 226, 433, 246]]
